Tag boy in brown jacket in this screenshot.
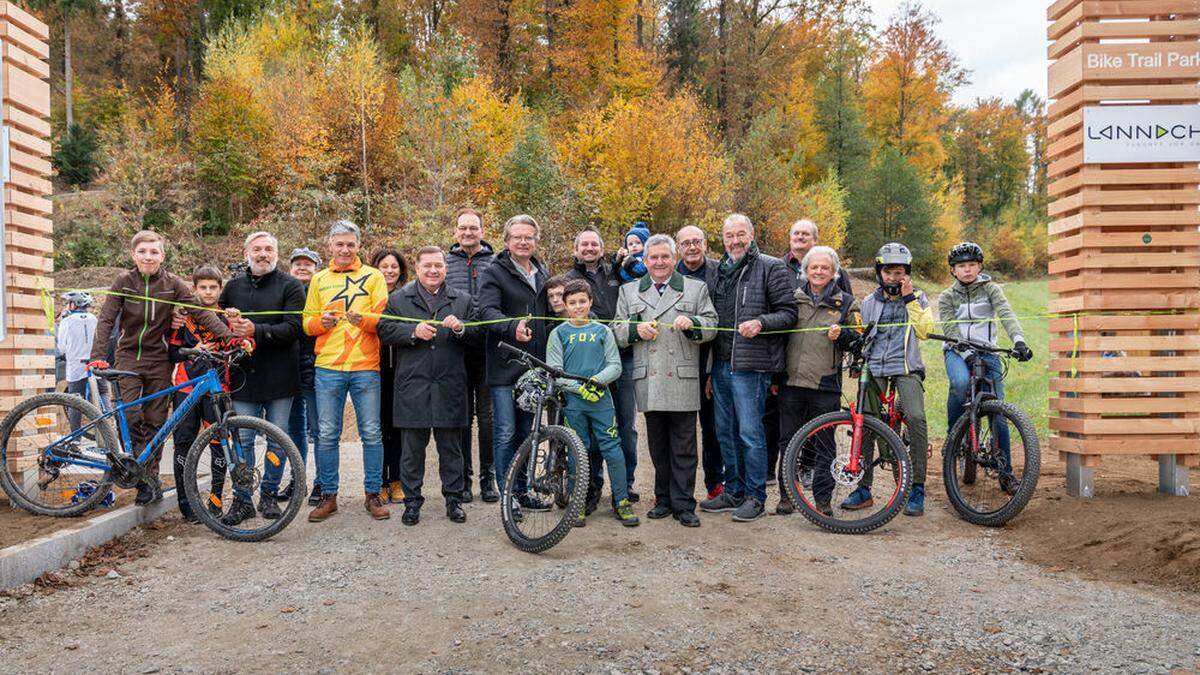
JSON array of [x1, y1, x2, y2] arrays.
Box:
[[87, 230, 240, 505]]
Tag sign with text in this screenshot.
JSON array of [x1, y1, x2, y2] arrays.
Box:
[[1083, 105, 1200, 164]]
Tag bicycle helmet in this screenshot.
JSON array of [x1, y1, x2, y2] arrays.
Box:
[[947, 241, 984, 266], [62, 291, 94, 309], [874, 242, 912, 296], [514, 369, 550, 414]]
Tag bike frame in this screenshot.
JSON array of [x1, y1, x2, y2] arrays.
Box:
[[45, 369, 231, 472]]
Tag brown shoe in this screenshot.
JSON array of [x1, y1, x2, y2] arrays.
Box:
[[308, 494, 338, 522], [388, 481, 405, 504], [365, 492, 391, 520]]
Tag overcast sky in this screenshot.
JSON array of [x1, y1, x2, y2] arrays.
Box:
[[867, 0, 1049, 106]]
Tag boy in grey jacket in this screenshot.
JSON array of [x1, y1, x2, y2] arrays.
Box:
[[939, 243, 1033, 493]]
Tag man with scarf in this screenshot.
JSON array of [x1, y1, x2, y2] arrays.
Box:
[[698, 214, 797, 523]]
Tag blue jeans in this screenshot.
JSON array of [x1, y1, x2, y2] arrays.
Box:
[[612, 352, 639, 486], [314, 368, 384, 495], [231, 397, 293, 500], [287, 388, 319, 486], [945, 350, 1010, 462], [491, 385, 533, 494], [564, 406, 628, 504], [710, 360, 771, 502]]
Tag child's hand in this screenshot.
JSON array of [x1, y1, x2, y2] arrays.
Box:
[[578, 380, 605, 403], [900, 276, 914, 297], [827, 324, 841, 341]]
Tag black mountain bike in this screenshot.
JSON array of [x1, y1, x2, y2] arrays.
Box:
[[930, 333, 1039, 526], [497, 342, 589, 553]]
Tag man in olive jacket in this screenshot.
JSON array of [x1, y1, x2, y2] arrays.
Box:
[[615, 234, 717, 526], [377, 246, 478, 526]]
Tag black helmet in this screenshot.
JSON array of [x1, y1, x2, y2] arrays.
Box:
[[947, 242, 984, 266], [874, 242, 912, 273]]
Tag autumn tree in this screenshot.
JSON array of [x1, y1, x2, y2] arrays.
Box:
[[862, 2, 967, 175], [948, 97, 1029, 223], [329, 25, 389, 225], [847, 146, 936, 274]]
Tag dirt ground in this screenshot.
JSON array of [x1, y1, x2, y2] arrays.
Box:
[[0, 439, 1196, 673]]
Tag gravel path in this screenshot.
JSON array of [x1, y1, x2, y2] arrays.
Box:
[[0, 442, 1197, 673]]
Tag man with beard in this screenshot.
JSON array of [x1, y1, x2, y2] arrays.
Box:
[[218, 231, 307, 524]]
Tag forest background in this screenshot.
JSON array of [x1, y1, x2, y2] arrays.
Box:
[[33, 0, 1048, 276]]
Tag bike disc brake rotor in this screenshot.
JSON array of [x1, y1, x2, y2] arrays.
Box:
[[830, 457, 864, 488], [230, 461, 260, 495]]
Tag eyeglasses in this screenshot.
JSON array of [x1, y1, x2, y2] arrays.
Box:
[[679, 239, 704, 248], [508, 235, 537, 243]]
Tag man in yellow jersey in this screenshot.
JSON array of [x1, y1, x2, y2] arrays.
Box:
[[303, 220, 392, 522]]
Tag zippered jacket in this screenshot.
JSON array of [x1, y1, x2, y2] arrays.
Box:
[[711, 247, 798, 373], [91, 268, 233, 366], [303, 256, 389, 372], [937, 273, 1023, 350], [860, 287, 935, 377]]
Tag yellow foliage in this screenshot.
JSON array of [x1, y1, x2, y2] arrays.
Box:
[[451, 75, 530, 205], [555, 0, 659, 106]]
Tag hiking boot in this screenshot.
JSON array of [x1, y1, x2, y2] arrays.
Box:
[[460, 486, 474, 504], [626, 489, 640, 504], [135, 478, 162, 506], [307, 483, 322, 506], [479, 474, 500, 503], [365, 492, 390, 520], [447, 502, 466, 523], [731, 497, 765, 522], [839, 486, 873, 511], [308, 494, 338, 522], [674, 510, 700, 527], [647, 502, 672, 519], [517, 493, 551, 512], [904, 484, 925, 517], [998, 474, 1019, 496], [258, 495, 283, 520], [699, 490, 744, 513], [402, 504, 420, 526], [584, 490, 601, 516], [510, 497, 524, 523], [706, 483, 725, 501], [614, 499, 640, 527], [814, 499, 833, 517], [221, 498, 255, 526], [775, 498, 795, 515], [387, 481, 405, 504], [276, 482, 294, 502]]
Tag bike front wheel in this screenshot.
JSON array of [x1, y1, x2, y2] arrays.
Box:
[[501, 425, 588, 553], [0, 393, 119, 517], [781, 410, 912, 535], [943, 399, 1040, 527], [183, 415, 305, 542]]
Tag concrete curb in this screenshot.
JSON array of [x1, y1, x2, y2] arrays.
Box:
[[0, 487, 180, 590]]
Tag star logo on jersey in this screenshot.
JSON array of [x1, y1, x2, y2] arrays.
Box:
[[328, 274, 371, 311]]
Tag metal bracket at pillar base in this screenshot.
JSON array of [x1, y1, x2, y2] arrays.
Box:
[[1158, 455, 1190, 497], [1065, 453, 1094, 498]]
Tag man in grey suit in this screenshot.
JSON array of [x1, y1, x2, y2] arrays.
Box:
[[615, 234, 718, 527]]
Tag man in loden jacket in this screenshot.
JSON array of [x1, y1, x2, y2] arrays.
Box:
[[219, 231, 306, 524], [476, 214, 552, 517], [378, 246, 479, 526], [615, 234, 718, 527], [698, 214, 797, 523], [444, 208, 499, 503]]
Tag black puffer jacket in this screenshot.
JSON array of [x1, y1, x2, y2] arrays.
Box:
[[445, 241, 497, 297], [711, 246, 798, 373], [565, 257, 622, 320], [296, 282, 317, 390], [476, 251, 551, 386], [218, 268, 306, 401]]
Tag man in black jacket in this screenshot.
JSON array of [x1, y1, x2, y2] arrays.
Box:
[[783, 219, 853, 295], [378, 246, 478, 526], [675, 225, 724, 501], [476, 214, 551, 515], [220, 231, 306, 524], [287, 247, 323, 505], [698, 214, 797, 523], [445, 208, 500, 503], [564, 226, 641, 510]]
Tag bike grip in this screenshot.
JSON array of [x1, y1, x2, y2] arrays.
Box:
[[498, 341, 522, 356]]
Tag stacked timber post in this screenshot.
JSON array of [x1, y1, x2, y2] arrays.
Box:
[[1046, 0, 1200, 497], [0, 4, 52, 480]]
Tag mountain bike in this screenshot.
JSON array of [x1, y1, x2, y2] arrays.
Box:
[[0, 346, 304, 542], [780, 325, 914, 534], [496, 341, 589, 554], [930, 333, 1040, 526]]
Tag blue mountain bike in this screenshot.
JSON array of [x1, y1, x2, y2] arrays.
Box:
[[0, 346, 304, 541]]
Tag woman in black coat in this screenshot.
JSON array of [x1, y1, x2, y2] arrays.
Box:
[[372, 248, 409, 504]]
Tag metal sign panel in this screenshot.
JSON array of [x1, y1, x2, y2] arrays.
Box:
[[1083, 104, 1200, 164]]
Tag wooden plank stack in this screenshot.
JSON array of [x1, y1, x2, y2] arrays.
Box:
[[0, 2, 51, 478], [1046, 0, 1200, 496]]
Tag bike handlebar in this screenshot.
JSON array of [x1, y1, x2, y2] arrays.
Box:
[[178, 346, 250, 362], [927, 333, 1016, 357], [498, 341, 590, 383]]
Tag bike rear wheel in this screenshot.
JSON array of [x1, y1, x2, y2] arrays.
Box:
[[781, 410, 912, 534], [0, 393, 118, 516], [943, 400, 1040, 526], [182, 415, 304, 542], [501, 425, 588, 553]]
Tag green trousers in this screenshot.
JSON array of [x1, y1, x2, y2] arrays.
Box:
[[863, 373, 929, 487]]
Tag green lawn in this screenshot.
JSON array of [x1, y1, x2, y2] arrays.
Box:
[[915, 278, 1050, 440]]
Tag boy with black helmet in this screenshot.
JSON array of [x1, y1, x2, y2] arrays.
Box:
[[939, 242, 1032, 494], [848, 242, 935, 516]]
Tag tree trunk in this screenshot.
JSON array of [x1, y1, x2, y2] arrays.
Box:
[[63, 8, 73, 128], [361, 105, 371, 226], [716, 0, 728, 137]]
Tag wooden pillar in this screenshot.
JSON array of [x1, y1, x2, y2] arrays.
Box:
[[1046, 0, 1200, 496], [0, 3, 52, 477]]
